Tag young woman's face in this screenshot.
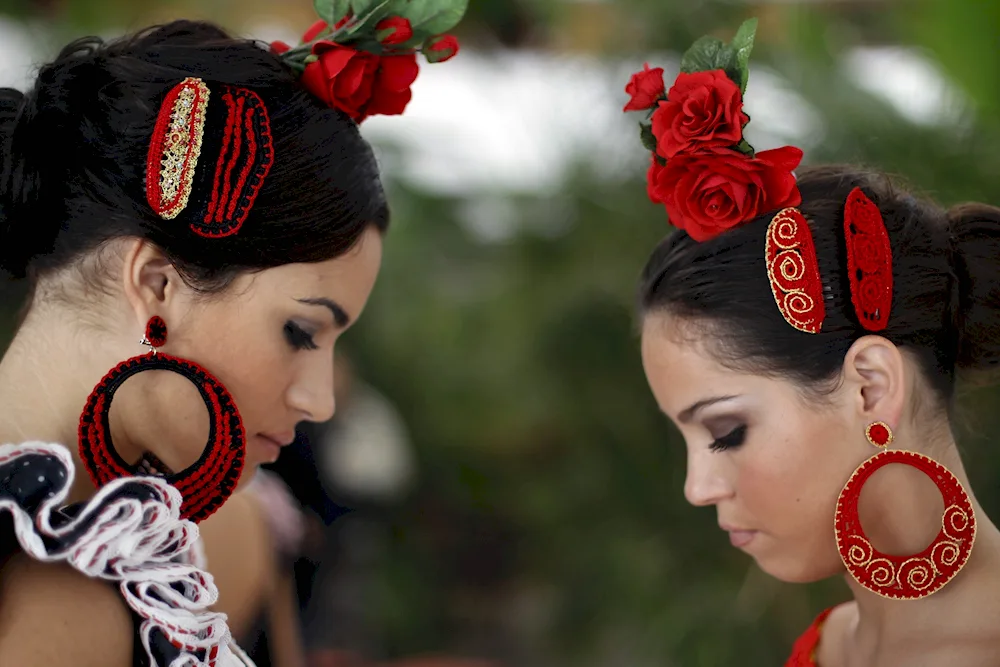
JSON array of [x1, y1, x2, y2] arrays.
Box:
[[136, 227, 383, 482], [640, 312, 872, 583]]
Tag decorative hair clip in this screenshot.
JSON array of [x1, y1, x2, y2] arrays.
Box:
[[145, 78, 275, 238], [623, 19, 803, 241], [844, 187, 892, 331], [146, 77, 209, 221], [765, 207, 825, 333], [271, 0, 467, 123]]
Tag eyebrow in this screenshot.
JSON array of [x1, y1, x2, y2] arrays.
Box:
[[297, 297, 350, 328], [677, 394, 741, 423]]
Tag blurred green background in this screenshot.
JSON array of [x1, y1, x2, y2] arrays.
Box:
[[2, 1, 1000, 665]]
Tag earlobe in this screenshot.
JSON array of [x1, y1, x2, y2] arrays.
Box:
[[121, 239, 179, 327], [842, 335, 906, 424]]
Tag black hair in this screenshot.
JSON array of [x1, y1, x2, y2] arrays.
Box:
[[0, 20, 388, 292], [639, 164, 1000, 409]]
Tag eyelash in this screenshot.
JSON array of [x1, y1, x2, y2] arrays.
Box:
[[709, 425, 747, 452], [284, 321, 318, 351]]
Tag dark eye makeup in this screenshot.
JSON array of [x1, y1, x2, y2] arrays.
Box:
[[284, 321, 319, 351], [709, 424, 747, 452]]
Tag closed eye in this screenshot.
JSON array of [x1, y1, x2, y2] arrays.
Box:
[[709, 425, 747, 452], [284, 321, 318, 351]]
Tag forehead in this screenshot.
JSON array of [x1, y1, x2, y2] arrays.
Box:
[[640, 312, 771, 416], [233, 228, 383, 319]]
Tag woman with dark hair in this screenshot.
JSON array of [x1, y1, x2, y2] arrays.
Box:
[[627, 22, 1000, 666], [0, 4, 464, 664]]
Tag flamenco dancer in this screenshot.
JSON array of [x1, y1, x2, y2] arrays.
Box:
[[627, 20, 1000, 666], [0, 2, 464, 664]]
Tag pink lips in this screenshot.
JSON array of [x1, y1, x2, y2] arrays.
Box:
[[726, 529, 757, 548], [256, 433, 295, 463]]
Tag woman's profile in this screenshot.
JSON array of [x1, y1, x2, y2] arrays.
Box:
[[628, 20, 1000, 666], [0, 3, 465, 664]]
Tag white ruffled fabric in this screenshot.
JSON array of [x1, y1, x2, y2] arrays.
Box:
[[0, 441, 254, 667]]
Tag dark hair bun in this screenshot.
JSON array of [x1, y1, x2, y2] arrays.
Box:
[[948, 203, 1000, 371]]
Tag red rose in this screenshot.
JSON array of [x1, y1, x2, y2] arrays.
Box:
[[300, 41, 419, 121], [301, 43, 380, 120], [424, 34, 460, 63], [648, 146, 803, 241], [651, 69, 749, 159], [270, 40, 291, 55], [376, 17, 413, 45], [647, 157, 667, 204], [366, 54, 420, 117], [623, 63, 665, 112]]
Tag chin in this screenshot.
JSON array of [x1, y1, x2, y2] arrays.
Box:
[[233, 462, 259, 490], [753, 553, 843, 584]]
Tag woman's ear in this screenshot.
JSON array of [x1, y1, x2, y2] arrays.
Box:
[[121, 239, 183, 328], [841, 335, 906, 428]]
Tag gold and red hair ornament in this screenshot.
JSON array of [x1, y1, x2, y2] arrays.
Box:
[[145, 78, 275, 238], [270, 0, 468, 124], [624, 20, 894, 335]]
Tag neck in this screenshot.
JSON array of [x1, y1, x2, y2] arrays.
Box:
[[0, 303, 132, 502]]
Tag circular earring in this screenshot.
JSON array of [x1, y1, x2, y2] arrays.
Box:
[[833, 421, 976, 599], [78, 316, 246, 523]]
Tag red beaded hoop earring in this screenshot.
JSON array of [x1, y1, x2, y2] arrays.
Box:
[[78, 316, 246, 523], [834, 421, 976, 599]]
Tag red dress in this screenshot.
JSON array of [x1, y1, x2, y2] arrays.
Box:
[[785, 608, 835, 666]]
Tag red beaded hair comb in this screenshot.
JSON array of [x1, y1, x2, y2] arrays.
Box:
[[145, 77, 275, 238]]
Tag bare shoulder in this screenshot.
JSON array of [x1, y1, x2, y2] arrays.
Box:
[[813, 601, 856, 667], [0, 552, 133, 667]]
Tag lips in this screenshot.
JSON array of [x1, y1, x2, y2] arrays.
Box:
[[259, 432, 296, 447], [720, 523, 757, 548]]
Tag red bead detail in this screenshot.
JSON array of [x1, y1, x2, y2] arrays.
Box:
[[844, 187, 892, 331], [78, 352, 246, 523], [194, 86, 274, 238], [145, 316, 168, 348], [866, 421, 891, 447], [765, 207, 826, 334], [835, 449, 976, 599]]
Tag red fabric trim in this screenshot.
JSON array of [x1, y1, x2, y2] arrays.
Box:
[[765, 207, 826, 333], [844, 187, 893, 331], [835, 449, 976, 599], [785, 607, 834, 667]]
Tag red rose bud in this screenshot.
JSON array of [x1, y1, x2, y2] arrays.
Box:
[[302, 19, 330, 43], [424, 34, 459, 63], [652, 69, 749, 158], [623, 63, 665, 112], [270, 40, 291, 55], [377, 17, 413, 46]]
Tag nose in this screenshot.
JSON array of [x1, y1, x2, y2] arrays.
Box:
[[683, 449, 734, 507], [286, 356, 336, 423]]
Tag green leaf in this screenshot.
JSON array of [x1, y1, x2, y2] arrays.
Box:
[[679, 37, 736, 74], [341, 0, 393, 37], [734, 138, 755, 157], [729, 18, 758, 93], [402, 0, 469, 35], [314, 0, 352, 25], [639, 122, 657, 153]]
